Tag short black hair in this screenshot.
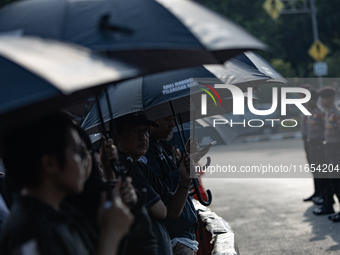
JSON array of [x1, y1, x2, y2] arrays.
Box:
[[0, 111, 78, 189], [114, 112, 158, 133]]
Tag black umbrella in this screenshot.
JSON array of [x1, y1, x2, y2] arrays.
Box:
[[80, 63, 264, 206], [170, 116, 239, 148], [226, 51, 289, 84], [0, 36, 141, 133], [81, 64, 269, 133], [0, 0, 268, 73]]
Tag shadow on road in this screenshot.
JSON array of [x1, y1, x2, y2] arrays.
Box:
[[303, 204, 340, 251]]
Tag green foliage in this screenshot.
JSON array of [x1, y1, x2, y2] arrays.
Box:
[[196, 0, 340, 78]]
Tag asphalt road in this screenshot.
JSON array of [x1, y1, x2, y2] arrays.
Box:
[[201, 138, 340, 255]]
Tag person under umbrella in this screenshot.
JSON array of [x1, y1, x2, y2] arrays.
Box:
[[0, 111, 133, 255], [65, 123, 158, 255], [145, 115, 215, 255], [111, 111, 195, 255]]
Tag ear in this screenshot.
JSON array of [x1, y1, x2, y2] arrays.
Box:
[[40, 154, 59, 175]]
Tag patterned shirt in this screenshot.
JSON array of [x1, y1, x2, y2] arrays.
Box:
[[307, 106, 325, 140], [324, 106, 340, 143]]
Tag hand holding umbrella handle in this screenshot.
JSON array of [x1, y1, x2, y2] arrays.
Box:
[[189, 156, 210, 195], [114, 157, 133, 182], [189, 157, 212, 206], [169, 101, 212, 206], [192, 178, 212, 206]]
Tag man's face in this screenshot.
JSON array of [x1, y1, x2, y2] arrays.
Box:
[[118, 124, 149, 160], [53, 128, 89, 194], [151, 116, 175, 140], [321, 96, 334, 109]]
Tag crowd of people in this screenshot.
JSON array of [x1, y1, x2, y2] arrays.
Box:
[[4, 82, 339, 254], [301, 85, 340, 222], [0, 110, 209, 255]]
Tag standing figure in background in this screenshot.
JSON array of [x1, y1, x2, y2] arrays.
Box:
[[306, 89, 329, 213], [301, 84, 319, 202], [315, 86, 340, 219]]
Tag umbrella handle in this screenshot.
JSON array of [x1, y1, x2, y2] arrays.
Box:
[[192, 178, 212, 206], [114, 157, 133, 182], [114, 157, 135, 208], [189, 187, 197, 196], [197, 156, 211, 171], [168, 101, 212, 205]]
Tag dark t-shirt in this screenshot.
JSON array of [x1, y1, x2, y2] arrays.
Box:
[[119, 153, 173, 255], [0, 195, 98, 255], [145, 137, 198, 241], [66, 157, 158, 255]]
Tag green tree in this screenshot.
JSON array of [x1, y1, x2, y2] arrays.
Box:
[[196, 0, 340, 78]]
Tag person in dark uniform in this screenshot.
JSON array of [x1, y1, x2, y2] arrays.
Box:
[[115, 111, 194, 255], [314, 86, 340, 219], [145, 115, 199, 255], [301, 84, 322, 202], [305, 89, 331, 214]]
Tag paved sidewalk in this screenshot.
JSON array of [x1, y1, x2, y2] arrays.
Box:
[[202, 138, 340, 255]]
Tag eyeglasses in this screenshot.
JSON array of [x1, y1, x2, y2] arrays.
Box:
[[126, 128, 150, 137]]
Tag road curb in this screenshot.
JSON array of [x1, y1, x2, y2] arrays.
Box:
[[193, 199, 239, 255]]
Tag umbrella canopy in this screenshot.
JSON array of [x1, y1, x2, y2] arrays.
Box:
[[226, 51, 289, 84], [0, 36, 140, 133], [0, 0, 268, 73], [146, 92, 259, 124], [81, 62, 265, 133], [170, 116, 239, 148]]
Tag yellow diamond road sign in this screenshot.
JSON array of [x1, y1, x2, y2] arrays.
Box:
[[308, 40, 329, 62], [263, 0, 284, 20]]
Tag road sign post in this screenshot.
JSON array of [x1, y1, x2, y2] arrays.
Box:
[[263, 0, 328, 88], [313, 62, 328, 76], [308, 40, 329, 62], [309, 0, 328, 88], [263, 0, 284, 20]]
